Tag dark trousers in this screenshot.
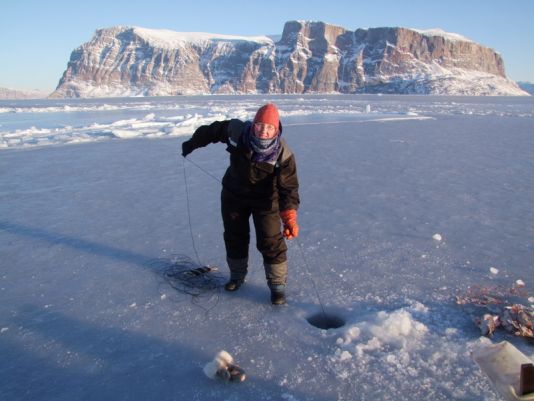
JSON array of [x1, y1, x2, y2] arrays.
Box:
[[221, 189, 287, 265]]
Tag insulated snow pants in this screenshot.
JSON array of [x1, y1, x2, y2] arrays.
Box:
[[221, 189, 287, 285]]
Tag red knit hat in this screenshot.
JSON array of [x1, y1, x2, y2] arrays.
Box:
[[253, 103, 280, 127]]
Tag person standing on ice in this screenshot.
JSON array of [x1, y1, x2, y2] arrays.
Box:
[[181, 103, 300, 305]]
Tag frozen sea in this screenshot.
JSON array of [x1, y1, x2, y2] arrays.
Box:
[[1, 94, 533, 400]]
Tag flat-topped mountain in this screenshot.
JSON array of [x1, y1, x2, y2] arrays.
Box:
[[51, 21, 528, 97]]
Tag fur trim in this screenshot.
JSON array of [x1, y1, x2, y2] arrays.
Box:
[[204, 350, 245, 382], [215, 350, 233, 365], [204, 350, 233, 380]]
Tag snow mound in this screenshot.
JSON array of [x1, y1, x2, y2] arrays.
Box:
[[335, 303, 429, 361], [328, 303, 492, 399]]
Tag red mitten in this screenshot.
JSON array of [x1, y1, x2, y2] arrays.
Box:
[[280, 209, 299, 240]]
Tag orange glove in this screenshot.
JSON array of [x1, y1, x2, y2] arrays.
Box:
[[280, 209, 299, 240]]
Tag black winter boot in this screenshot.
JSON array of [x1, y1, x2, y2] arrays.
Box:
[[225, 257, 247, 292], [269, 284, 286, 305], [224, 279, 244, 292]]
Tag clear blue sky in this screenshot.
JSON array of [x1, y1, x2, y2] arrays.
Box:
[[1, 0, 533, 92]]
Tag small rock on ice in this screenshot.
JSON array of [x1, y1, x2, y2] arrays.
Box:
[[432, 233, 442, 241], [489, 267, 499, 275]]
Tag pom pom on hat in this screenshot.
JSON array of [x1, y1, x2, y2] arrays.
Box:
[[253, 103, 280, 127]]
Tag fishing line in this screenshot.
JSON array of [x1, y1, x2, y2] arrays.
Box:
[[182, 156, 202, 265], [183, 156, 223, 185], [148, 254, 224, 314], [294, 237, 328, 322]]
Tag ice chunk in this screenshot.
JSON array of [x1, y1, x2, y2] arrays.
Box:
[[339, 350, 352, 361]]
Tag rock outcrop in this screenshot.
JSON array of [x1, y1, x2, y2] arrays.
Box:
[[51, 21, 528, 97]]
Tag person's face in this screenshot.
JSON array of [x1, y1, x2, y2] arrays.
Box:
[[253, 122, 278, 139]]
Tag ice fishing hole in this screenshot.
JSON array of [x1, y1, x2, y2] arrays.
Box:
[[306, 312, 345, 330]]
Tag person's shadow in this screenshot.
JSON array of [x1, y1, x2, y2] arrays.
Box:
[[0, 220, 154, 269]]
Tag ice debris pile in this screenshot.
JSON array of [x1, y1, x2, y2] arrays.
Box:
[[331, 303, 439, 373], [327, 302, 490, 399], [334, 304, 429, 363]]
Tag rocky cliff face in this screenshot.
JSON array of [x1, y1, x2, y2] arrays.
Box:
[[51, 21, 528, 97]]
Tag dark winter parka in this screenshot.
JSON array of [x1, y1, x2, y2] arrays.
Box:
[[186, 119, 300, 212]]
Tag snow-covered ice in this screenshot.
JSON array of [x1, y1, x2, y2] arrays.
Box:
[[1, 94, 534, 400], [1, 95, 534, 149]]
